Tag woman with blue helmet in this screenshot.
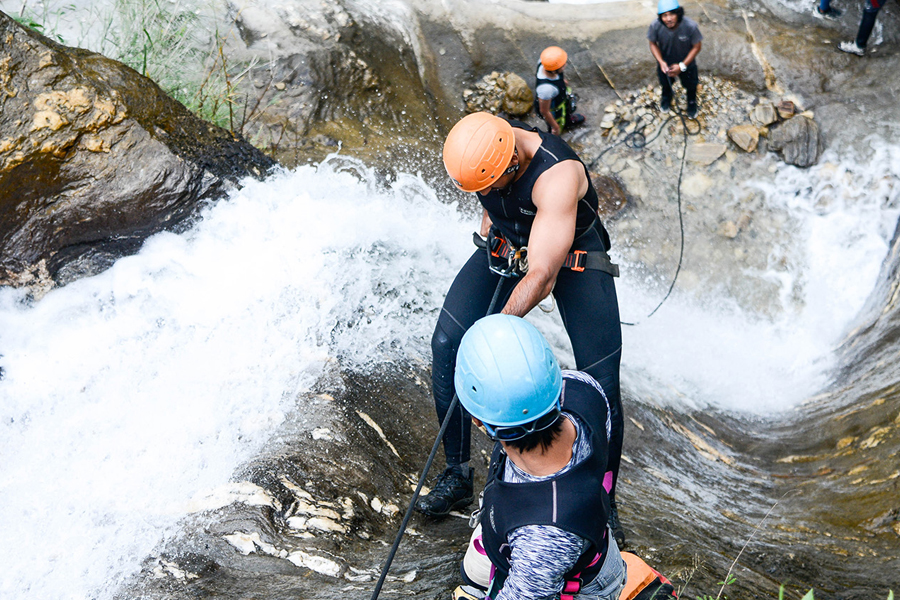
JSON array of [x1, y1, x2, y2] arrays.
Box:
[[452, 315, 627, 600]]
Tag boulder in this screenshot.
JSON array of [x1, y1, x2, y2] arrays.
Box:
[[0, 12, 274, 287], [768, 115, 820, 168], [464, 71, 534, 117], [499, 72, 534, 117], [750, 102, 778, 127], [776, 99, 796, 120], [592, 174, 629, 216], [728, 124, 760, 152], [687, 143, 727, 166]]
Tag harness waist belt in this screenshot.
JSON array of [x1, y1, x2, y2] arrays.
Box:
[[473, 232, 619, 278]]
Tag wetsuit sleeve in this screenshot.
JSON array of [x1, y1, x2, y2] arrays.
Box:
[[495, 525, 588, 600]]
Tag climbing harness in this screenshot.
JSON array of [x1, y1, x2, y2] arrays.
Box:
[[473, 230, 620, 279], [559, 551, 602, 600], [588, 97, 699, 326], [472, 231, 527, 278]]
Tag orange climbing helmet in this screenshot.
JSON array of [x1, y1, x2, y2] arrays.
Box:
[[540, 46, 568, 72], [443, 112, 516, 193]]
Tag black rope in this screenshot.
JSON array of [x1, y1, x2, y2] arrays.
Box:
[[369, 275, 506, 600], [589, 98, 699, 326], [368, 392, 459, 600]]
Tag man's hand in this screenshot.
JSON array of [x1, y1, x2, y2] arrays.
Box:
[[500, 160, 585, 317], [539, 98, 561, 136]]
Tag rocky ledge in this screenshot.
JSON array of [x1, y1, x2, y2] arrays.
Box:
[[0, 11, 275, 293]]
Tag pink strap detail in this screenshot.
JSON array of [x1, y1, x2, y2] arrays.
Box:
[[560, 552, 601, 600], [474, 535, 487, 556], [603, 471, 614, 493]]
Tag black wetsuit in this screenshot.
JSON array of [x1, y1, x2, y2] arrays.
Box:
[[431, 120, 624, 500], [533, 61, 569, 126]]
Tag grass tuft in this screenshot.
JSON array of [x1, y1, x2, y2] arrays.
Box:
[[13, 0, 271, 134]]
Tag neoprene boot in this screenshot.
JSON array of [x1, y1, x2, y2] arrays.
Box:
[[608, 497, 626, 548], [687, 101, 698, 119], [415, 465, 474, 517]]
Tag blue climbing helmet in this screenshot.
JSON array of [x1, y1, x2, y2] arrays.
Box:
[[657, 0, 679, 13], [454, 315, 562, 431]]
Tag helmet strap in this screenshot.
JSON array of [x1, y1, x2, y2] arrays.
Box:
[[503, 148, 519, 176], [496, 149, 519, 196]]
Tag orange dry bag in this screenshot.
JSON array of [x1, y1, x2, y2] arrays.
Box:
[[619, 552, 677, 600]]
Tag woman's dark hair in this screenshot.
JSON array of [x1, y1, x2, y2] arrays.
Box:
[[504, 414, 565, 453], [658, 6, 685, 23]]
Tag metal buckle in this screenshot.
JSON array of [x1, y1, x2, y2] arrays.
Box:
[[571, 250, 586, 272]]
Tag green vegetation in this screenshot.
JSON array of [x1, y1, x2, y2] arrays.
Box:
[[13, 0, 265, 133]]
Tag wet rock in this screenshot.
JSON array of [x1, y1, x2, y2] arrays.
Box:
[[718, 221, 739, 238], [618, 167, 648, 199], [0, 13, 274, 288], [728, 124, 760, 152], [776, 99, 796, 120], [681, 173, 714, 198], [768, 115, 820, 168], [463, 71, 533, 117], [499, 72, 534, 117], [687, 143, 727, 166], [592, 175, 629, 216], [750, 102, 778, 127]]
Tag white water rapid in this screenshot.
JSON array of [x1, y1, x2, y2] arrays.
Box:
[[1, 139, 898, 599]]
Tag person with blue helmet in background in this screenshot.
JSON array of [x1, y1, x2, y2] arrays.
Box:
[[449, 314, 627, 600], [648, 0, 703, 118]]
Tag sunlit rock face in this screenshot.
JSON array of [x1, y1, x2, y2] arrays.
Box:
[[0, 11, 274, 289]]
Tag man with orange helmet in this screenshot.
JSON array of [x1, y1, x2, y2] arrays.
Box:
[[534, 46, 585, 135], [417, 112, 626, 548]]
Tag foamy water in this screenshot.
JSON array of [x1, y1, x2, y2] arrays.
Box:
[[0, 158, 470, 600], [619, 138, 900, 411], [0, 138, 898, 598]]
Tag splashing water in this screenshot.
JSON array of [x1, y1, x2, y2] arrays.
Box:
[[0, 157, 470, 600], [0, 137, 897, 598], [619, 138, 900, 411]]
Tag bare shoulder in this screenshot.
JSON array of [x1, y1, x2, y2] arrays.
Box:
[[533, 159, 587, 208]]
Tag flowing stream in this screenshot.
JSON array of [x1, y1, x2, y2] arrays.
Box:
[[1, 132, 898, 598]]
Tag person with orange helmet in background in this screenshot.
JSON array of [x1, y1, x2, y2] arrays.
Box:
[[534, 46, 585, 135], [416, 112, 627, 549]]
